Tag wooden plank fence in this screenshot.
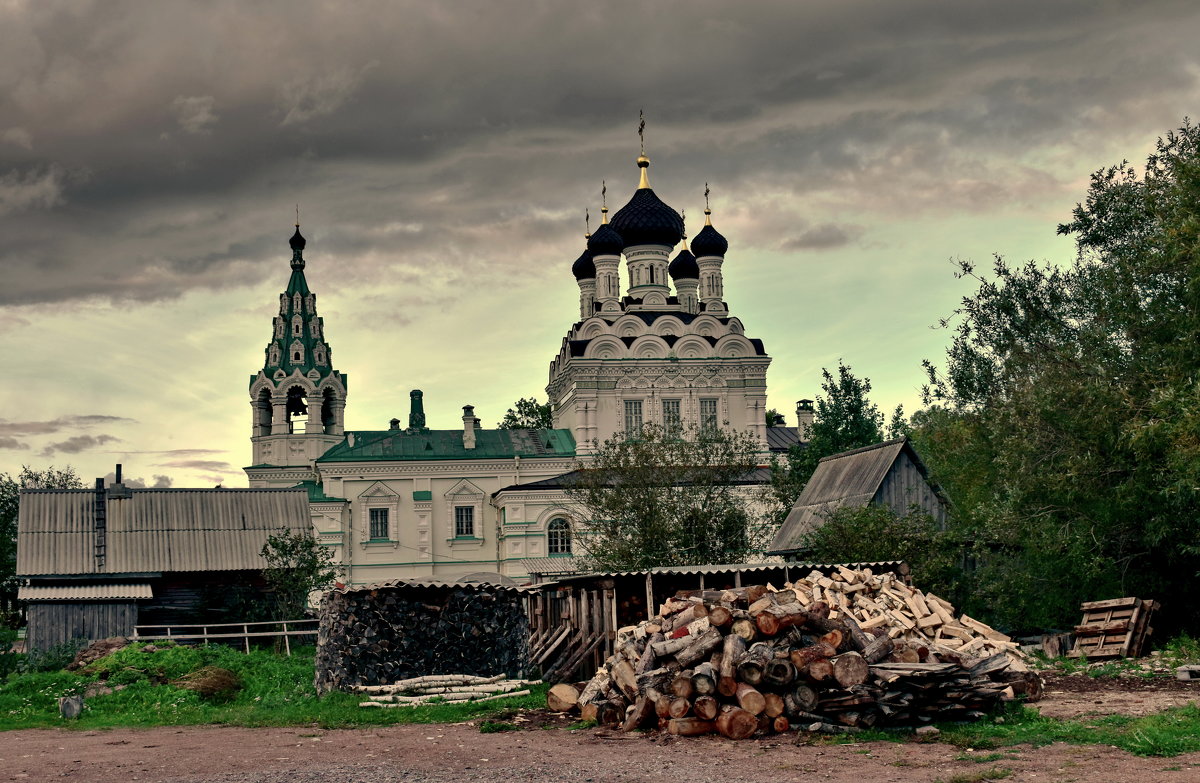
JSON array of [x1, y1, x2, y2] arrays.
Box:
[[133, 619, 318, 655]]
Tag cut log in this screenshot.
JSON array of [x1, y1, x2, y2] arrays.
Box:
[[787, 684, 819, 713], [654, 694, 672, 719], [718, 633, 747, 697], [757, 604, 808, 636], [708, 605, 734, 628], [692, 662, 717, 695], [790, 641, 836, 668], [804, 659, 835, 683], [611, 659, 639, 700], [667, 717, 715, 736], [546, 683, 580, 713], [597, 698, 626, 726], [737, 642, 774, 686], [833, 652, 869, 688], [580, 701, 600, 722], [763, 692, 786, 718], [862, 634, 895, 664], [764, 658, 797, 687], [731, 617, 759, 642], [693, 694, 720, 721], [734, 682, 766, 716], [670, 670, 695, 700], [675, 627, 724, 668], [715, 707, 759, 740], [668, 697, 692, 719], [773, 716, 790, 733], [621, 695, 656, 732]]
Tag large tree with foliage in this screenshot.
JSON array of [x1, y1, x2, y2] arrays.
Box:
[[0, 466, 84, 622], [565, 424, 769, 570], [767, 362, 885, 523], [496, 397, 554, 429], [916, 120, 1200, 632]]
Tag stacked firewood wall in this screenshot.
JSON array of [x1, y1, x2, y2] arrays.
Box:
[[548, 567, 1041, 738], [315, 583, 529, 694]]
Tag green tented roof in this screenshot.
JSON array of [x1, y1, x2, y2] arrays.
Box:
[[317, 428, 576, 462]]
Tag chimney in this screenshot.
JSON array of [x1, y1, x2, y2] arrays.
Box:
[[407, 389, 428, 432], [389, 418, 400, 430], [462, 405, 479, 450], [796, 399, 815, 442], [107, 463, 132, 499]]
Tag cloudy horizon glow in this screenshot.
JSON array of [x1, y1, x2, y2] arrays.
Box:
[[2, 0, 1198, 486]]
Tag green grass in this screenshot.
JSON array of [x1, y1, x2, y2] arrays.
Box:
[[0, 642, 548, 731], [936, 701, 1200, 757], [933, 768, 1012, 783]]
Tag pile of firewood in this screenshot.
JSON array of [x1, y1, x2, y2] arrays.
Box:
[[547, 567, 1040, 738], [315, 583, 529, 694], [356, 674, 540, 708]]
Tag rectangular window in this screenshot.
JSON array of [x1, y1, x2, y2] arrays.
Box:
[[624, 400, 643, 435], [369, 508, 389, 540], [455, 505, 475, 538], [662, 399, 681, 437], [700, 398, 719, 432]]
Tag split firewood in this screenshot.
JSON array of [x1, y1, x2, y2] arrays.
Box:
[[734, 682, 766, 715], [675, 627, 724, 668], [762, 692, 786, 718], [621, 695, 656, 731]]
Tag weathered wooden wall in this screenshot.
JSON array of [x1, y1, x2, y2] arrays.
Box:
[[26, 602, 137, 650], [877, 455, 947, 526]]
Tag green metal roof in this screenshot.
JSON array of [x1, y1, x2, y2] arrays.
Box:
[[317, 428, 576, 462], [292, 480, 346, 503]]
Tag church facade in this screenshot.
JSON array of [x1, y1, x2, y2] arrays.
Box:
[[244, 149, 805, 586]]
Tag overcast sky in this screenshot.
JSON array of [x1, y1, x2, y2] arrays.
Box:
[[2, 0, 1198, 487]]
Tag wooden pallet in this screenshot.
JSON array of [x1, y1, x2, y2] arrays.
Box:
[[1068, 597, 1159, 659]]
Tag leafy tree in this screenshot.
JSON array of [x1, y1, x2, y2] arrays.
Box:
[[260, 529, 343, 619], [497, 397, 553, 429], [917, 120, 1200, 632], [799, 504, 961, 600], [565, 424, 769, 570], [767, 362, 884, 523], [0, 466, 83, 623]]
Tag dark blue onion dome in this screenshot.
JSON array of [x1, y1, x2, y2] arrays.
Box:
[[588, 222, 624, 255], [572, 245, 596, 280], [690, 208, 728, 257], [668, 247, 699, 279], [289, 225, 306, 251], [610, 156, 684, 248]]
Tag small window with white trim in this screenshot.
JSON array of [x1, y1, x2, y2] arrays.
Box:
[[369, 508, 389, 540], [547, 518, 572, 555], [454, 506, 474, 537]]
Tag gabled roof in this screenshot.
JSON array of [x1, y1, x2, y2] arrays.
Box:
[[317, 428, 576, 463], [766, 426, 802, 453], [766, 438, 945, 555], [17, 488, 310, 577]]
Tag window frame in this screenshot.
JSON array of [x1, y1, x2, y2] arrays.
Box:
[[547, 518, 572, 555], [368, 507, 390, 541], [699, 397, 719, 432], [624, 399, 644, 435], [454, 505, 475, 538]]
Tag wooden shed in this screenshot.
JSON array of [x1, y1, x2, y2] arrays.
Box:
[[16, 479, 310, 649], [766, 437, 949, 557]]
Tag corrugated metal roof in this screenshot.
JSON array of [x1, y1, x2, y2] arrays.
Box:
[[520, 557, 588, 577], [339, 577, 534, 595], [18, 583, 153, 601], [766, 438, 932, 554], [17, 488, 310, 576], [538, 559, 907, 583], [766, 427, 802, 453]]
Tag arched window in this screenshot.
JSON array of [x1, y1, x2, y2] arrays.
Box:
[[547, 518, 572, 555]]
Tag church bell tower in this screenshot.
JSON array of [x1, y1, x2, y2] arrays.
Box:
[[246, 224, 348, 479]]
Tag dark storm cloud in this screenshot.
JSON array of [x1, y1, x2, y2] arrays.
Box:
[[0, 414, 135, 436], [781, 224, 863, 252], [0, 437, 29, 451], [0, 0, 1197, 306], [40, 433, 119, 457]]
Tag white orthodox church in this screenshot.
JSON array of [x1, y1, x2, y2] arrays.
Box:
[[244, 149, 808, 586]]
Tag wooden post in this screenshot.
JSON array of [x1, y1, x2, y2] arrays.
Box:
[[734, 571, 742, 588], [283, 620, 291, 656], [645, 573, 655, 622], [243, 624, 250, 654]]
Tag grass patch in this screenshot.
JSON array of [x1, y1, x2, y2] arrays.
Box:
[[935, 701, 1200, 757], [934, 768, 1012, 783], [0, 642, 548, 731], [479, 721, 519, 733], [953, 752, 1018, 763]]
